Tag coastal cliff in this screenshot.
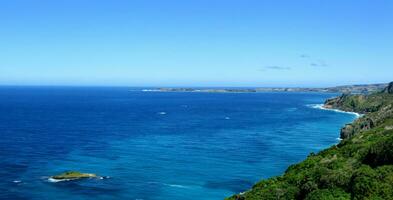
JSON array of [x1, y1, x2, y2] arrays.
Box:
[[227, 82, 393, 200], [324, 86, 393, 139], [383, 82, 393, 94]]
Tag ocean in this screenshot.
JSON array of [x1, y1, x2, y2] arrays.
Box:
[[0, 87, 357, 200]]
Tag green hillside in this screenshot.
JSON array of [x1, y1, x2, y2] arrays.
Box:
[[227, 82, 393, 200]]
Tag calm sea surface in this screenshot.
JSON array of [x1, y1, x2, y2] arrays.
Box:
[[0, 87, 356, 200]]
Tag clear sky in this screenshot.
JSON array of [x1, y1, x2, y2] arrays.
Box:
[[0, 0, 392, 87]]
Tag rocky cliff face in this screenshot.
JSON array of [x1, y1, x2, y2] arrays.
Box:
[[324, 93, 366, 113], [324, 82, 393, 139], [384, 82, 393, 94], [340, 104, 393, 139]]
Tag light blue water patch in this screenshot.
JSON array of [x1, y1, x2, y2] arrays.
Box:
[[0, 87, 356, 199]]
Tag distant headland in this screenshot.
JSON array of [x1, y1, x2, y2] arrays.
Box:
[[143, 83, 388, 94]]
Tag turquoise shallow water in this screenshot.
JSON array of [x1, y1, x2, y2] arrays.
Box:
[[0, 87, 357, 200]]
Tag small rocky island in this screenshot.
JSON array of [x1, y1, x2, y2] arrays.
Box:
[[50, 171, 98, 181]]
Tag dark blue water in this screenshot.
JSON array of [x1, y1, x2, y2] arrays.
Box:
[[0, 87, 356, 200]]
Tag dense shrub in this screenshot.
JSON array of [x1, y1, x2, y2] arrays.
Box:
[[304, 188, 350, 200], [363, 135, 393, 167]]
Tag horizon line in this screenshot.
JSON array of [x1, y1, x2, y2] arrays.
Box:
[[0, 82, 389, 89]]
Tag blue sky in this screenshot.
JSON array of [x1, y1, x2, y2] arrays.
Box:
[[0, 0, 392, 87]]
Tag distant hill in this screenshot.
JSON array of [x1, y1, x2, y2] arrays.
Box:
[[147, 83, 388, 94], [227, 82, 393, 200]]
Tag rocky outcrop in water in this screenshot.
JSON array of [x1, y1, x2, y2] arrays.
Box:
[[50, 171, 98, 181]]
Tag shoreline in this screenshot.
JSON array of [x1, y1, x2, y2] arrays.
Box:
[[310, 103, 363, 118], [309, 102, 362, 142], [228, 83, 393, 199]]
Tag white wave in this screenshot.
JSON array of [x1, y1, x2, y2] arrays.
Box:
[[47, 177, 72, 183], [163, 183, 189, 188], [13, 180, 22, 183], [308, 104, 362, 118], [142, 89, 160, 92], [147, 181, 190, 189], [158, 112, 166, 115], [225, 117, 230, 120], [47, 176, 105, 183], [287, 107, 298, 112], [308, 104, 324, 109]]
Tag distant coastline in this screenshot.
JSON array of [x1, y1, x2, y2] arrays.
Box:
[[142, 83, 388, 94]]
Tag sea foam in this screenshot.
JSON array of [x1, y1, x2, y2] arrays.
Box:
[[47, 177, 71, 183], [147, 181, 190, 189], [163, 183, 189, 188], [308, 104, 362, 118]]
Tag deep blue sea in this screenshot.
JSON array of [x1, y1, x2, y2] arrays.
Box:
[[0, 87, 357, 200]]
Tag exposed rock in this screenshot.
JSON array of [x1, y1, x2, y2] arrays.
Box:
[[383, 82, 393, 94], [340, 124, 355, 139]]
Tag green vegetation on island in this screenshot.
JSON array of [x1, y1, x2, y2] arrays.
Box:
[[51, 171, 98, 180], [227, 82, 393, 200]]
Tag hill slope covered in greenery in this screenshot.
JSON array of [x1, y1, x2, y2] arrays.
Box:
[[227, 82, 393, 200]]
